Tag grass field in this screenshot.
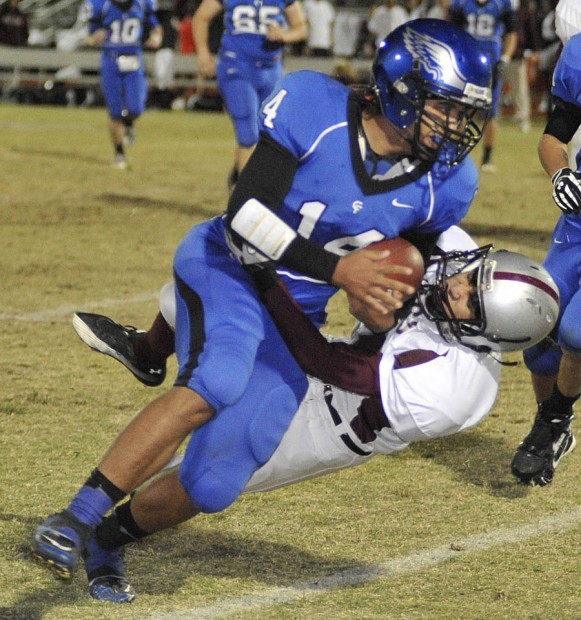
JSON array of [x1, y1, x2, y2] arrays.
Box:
[[1, 103, 580, 620]]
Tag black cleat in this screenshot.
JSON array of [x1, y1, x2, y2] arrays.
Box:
[[511, 406, 576, 486], [72, 312, 166, 387]]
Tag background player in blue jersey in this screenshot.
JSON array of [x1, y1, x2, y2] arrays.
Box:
[[511, 31, 581, 487], [449, 0, 517, 173], [193, 0, 307, 189], [31, 19, 493, 599], [83, 0, 163, 169]]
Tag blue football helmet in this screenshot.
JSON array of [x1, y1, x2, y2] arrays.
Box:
[[372, 19, 493, 166]]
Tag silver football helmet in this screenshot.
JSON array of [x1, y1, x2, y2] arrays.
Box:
[[418, 247, 560, 353]]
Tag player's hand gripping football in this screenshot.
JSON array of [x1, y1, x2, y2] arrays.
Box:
[[551, 168, 581, 214], [331, 239, 424, 315]]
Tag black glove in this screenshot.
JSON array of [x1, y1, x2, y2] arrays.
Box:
[[551, 168, 581, 214]]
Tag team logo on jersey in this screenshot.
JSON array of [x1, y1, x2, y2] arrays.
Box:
[[402, 27, 466, 91], [352, 200, 363, 213]]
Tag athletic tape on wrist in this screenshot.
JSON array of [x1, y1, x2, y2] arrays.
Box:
[[230, 199, 297, 261]]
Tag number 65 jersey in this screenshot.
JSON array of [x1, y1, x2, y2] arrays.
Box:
[[219, 0, 296, 62], [257, 70, 480, 325]]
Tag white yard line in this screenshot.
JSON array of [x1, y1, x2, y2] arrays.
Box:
[[0, 292, 159, 322], [152, 505, 581, 619]]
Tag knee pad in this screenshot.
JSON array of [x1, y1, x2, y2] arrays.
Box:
[[232, 115, 259, 148], [180, 466, 244, 513], [523, 336, 562, 376], [197, 338, 261, 408], [559, 326, 581, 355], [220, 80, 259, 146], [558, 302, 581, 354], [179, 378, 307, 513]]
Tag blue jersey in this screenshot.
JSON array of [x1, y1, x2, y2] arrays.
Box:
[[449, 0, 514, 61], [219, 0, 295, 62], [257, 71, 479, 322], [173, 72, 479, 513], [551, 32, 581, 240], [84, 0, 159, 56], [523, 32, 581, 376]]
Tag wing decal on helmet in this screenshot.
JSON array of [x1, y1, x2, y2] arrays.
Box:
[[402, 27, 466, 90]]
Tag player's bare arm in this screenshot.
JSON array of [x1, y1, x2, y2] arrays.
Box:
[[538, 133, 570, 177], [192, 0, 222, 78], [144, 25, 163, 49], [85, 28, 107, 46], [267, 1, 308, 43]]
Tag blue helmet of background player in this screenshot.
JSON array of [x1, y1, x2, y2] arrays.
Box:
[[372, 19, 493, 166]]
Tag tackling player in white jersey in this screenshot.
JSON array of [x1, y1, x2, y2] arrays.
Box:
[[79, 227, 559, 603]]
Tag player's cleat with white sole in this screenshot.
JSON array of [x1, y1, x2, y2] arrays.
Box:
[[511, 407, 576, 486], [72, 312, 166, 387], [480, 162, 497, 173], [112, 154, 128, 170], [88, 573, 136, 603], [32, 511, 93, 580], [84, 537, 135, 603]]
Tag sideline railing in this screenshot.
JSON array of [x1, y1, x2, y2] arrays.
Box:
[[0, 45, 371, 94]]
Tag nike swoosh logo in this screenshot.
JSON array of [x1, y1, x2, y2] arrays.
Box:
[[392, 199, 415, 209]]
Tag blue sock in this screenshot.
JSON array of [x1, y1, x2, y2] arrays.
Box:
[[84, 536, 125, 579], [67, 486, 117, 528]]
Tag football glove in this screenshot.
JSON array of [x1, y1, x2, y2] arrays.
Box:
[[551, 167, 581, 214]]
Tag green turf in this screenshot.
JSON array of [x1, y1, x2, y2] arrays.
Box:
[[1, 103, 579, 619]]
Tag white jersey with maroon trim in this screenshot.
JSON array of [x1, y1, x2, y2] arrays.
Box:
[[245, 309, 500, 494], [245, 227, 501, 494]]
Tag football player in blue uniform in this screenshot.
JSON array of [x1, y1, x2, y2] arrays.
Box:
[[193, 0, 307, 188], [511, 32, 581, 487], [449, 0, 517, 172], [31, 19, 493, 601], [81, 230, 560, 603], [83, 0, 163, 169]]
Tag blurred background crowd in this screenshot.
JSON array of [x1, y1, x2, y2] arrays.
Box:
[[0, 0, 565, 122]]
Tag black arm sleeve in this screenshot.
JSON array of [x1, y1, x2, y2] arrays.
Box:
[[226, 131, 341, 283], [227, 132, 297, 213], [544, 97, 581, 145], [261, 281, 382, 395]]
